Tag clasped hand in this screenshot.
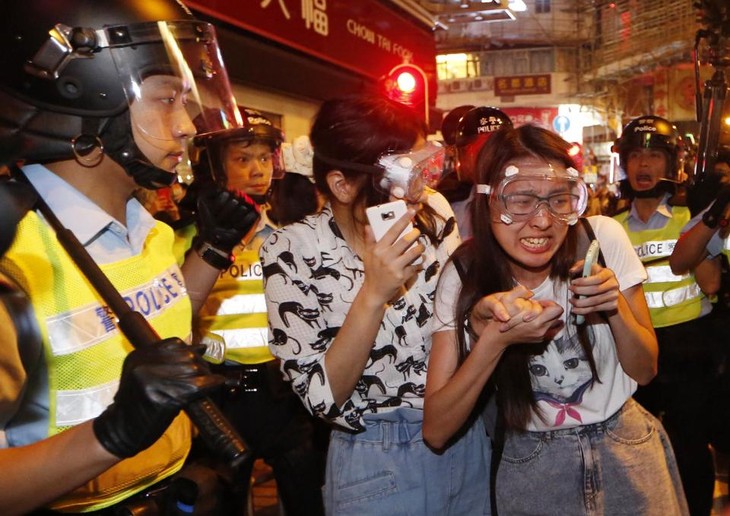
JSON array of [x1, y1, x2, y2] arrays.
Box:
[[471, 285, 563, 349], [471, 260, 619, 349]]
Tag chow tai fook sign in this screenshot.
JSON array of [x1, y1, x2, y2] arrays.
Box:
[[185, 0, 437, 83], [495, 74, 552, 96]]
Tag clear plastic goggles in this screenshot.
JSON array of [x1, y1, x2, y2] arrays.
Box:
[[375, 141, 445, 202], [477, 164, 588, 225]]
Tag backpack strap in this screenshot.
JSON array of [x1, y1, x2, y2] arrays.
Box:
[[577, 217, 606, 267]]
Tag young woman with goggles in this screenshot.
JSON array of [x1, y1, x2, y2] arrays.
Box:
[[424, 124, 688, 515]]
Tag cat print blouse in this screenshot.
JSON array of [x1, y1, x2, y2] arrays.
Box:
[[434, 216, 648, 431], [261, 192, 460, 431]]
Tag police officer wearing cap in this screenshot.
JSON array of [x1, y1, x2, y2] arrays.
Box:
[[613, 115, 720, 516], [442, 107, 512, 239], [0, 0, 260, 512], [179, 109, 326, 516]]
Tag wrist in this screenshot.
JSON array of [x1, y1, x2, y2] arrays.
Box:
[[194, 240, 234, 270], [701, 210, 729, 230], [466, 302, 491, 338], [464, 309, 480, 341]]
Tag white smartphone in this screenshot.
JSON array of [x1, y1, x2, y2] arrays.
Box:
[[366, 199, 412, 242], [575, 239, 599, 325], [366, 200, 422, 264]]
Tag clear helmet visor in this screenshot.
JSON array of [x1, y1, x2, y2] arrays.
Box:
[[108, 20, 241, 170], [374, 141, 445, 202], [485, 164, 588, 225]]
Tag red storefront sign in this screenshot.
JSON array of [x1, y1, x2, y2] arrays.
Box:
[[495, 75, 552, 96], [501, 107, 559, 129], [185, 0, 436, 82]]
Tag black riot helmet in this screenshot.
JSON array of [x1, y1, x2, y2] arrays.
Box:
[[192, 108, 285, 194], [616, 115, 681, 182], [0, 0, 241, 189], [455, 106, 513, 147]]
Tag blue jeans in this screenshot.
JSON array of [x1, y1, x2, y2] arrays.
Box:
[[324, 408, 491, 516], [496, 398, 689, 516]]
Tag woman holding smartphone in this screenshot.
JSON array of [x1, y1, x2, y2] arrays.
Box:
[[424, 124, 688, 514], [261, 95, 490, 515]]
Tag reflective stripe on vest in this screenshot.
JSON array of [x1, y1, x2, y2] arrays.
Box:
[[645, 264, 689, 283], [644, 282, 702, 309], [213, 326, 268, 349], [46, 265, 187, 356], [198, 234, 272, 364], [631, 238, 676, 260], [1, 213, 192, 511], [56, 379, 119, 426], [615, 206, 705, 327], [216, 293, 268, 316]]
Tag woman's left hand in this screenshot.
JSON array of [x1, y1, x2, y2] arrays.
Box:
[[568, 262, 620, 316]]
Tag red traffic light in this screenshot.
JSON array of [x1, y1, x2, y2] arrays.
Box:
[[395, 70, 418, 94], [381, 63, 428, 125]]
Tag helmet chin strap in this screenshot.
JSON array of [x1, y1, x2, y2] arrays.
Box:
[[100, 111, 176, 190], [634, 187, 665, 199]]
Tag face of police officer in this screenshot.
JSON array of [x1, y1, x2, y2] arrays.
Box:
[[129, 75, 197, 174], [223, 140, 276, 196], [626, 147, 668, 193]]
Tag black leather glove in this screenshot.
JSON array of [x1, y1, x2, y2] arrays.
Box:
[[93, 337, 224, 458], [193, 187, 260, 269], [702, 183, 730, 229]]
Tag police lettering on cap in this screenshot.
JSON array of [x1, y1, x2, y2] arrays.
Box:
[[455, 106, 513, 147], [240, 108, 285, 150]]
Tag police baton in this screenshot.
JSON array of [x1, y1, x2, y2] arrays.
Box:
[[14, 169, 250, 468]]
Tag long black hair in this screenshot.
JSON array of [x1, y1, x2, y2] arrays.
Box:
[[448, 124, 599, 430]]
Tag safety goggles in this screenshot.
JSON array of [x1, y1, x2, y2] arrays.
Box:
[[476, 164, 587, 225], [374, 141, 445, 202]]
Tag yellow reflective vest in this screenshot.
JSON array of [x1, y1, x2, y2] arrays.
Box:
[[195, 218, 274, 365], [1, 211, 193, 512], [615, 206, 706, 328]]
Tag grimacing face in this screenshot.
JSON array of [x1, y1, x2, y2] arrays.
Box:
[[223, 140, 275, 195], [129, 75, 196, 173], [490, 158, 571, 286]]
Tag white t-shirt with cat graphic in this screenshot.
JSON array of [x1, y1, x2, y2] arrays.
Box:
[[433, 216, 648, 431]]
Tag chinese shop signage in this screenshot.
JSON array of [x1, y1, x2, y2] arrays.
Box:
[[495, 75, 552, 96], [185, 0, 436, 81]]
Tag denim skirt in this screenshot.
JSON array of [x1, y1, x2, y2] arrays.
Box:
[[495, 398, 689, 516], [323, 407, 491, 516]]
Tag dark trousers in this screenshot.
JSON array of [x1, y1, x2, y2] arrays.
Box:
[[634, 315, 721, 516], [209, 360, 328, 516]]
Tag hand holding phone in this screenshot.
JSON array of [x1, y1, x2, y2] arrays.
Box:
[[575, 239, 599, 325], [366, 200, 422, 264]]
